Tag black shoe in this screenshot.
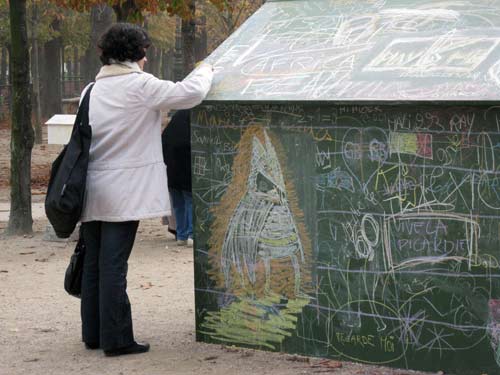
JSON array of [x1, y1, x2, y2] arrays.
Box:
[[85, 342, 100, 350], [104, 342, 150, 357]]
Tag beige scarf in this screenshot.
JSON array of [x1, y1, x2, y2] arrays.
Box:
[[95, 60, 143, 80]]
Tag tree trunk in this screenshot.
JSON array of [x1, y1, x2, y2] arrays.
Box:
[[173, 17, 183, 81], [84, 4, 113, 85], [8, 0, 34, 235], [0, 47, 7, 86], [113, 0, 140, 23], [181, 0, 196, 77], [73, 47, 79, 77], [31, 2, 42, 144], [38, 43, 45, 108], [61, 45, 65, 97], [6, 43, 12, 116], [157, 49, 163, 79], [7, 44, 12, 86], [79, 53, 86, 86], [195, 15, 207, 61], [142, 18, 152, 74], [67, 52, 72, 80], [42, 18, 62, 117], [226, 10, 234, 34], [72, 47, 80, 95], [0, 47, 8, 121], [147, 45, 161, 77], [162, 49, 174, 81]]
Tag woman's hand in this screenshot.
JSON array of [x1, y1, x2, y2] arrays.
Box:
[[195, 61, 213, 71]]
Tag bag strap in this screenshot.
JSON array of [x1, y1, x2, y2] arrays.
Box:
[[71, 83, 94, 135]]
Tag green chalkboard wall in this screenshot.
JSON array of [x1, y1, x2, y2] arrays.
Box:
[[193, 103, 500, 374]]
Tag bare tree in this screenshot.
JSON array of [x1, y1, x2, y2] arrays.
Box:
[[83, 4, 113, 85], [42, 17, 62, 117], [31, 2, 43, 144], [181, 0, 196, 77], [7, 0, 34, 235], [0, 47, 7, 86]]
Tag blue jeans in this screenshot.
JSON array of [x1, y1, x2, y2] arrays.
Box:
[[169, 188, 192, 241]]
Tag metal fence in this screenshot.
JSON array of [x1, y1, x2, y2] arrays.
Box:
[[62, 78, 86, 98], [0, 79, 86, 119]]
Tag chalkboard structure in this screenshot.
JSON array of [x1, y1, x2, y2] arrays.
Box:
[[192, 1, 500, 373]]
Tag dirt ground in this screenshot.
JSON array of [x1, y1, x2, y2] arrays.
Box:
[[0, 121, 434, 375]]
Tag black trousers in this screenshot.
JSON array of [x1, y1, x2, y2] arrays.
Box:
[[80, 220, 139, 350]]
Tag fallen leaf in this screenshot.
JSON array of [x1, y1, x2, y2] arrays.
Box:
[[287, 354, 310, 363], [35, 258, 49, 262], [35, 328, 57, 333], [23, 358, 40, 363], [0, 270, 8, 273], [204, 355, 218, 361], [312, 360, 343, 369], [19, 252, 35, 255], [140, 282, 153, 290]]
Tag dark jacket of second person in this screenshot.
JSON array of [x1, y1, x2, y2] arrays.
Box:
[[162, 110, 192, 192]]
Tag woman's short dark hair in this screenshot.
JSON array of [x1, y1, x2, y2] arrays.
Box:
[[98, 23, 151, 65]]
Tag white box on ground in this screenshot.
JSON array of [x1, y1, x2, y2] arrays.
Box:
[[46, 114, 76, 145]]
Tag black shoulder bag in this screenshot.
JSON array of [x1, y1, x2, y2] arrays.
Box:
[[45, 84, 94, 238]]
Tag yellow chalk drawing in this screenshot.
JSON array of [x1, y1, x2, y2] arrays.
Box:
[[202, 126, 313, 348], [389, 132, 418, 156], [200, 294, 309, 350]]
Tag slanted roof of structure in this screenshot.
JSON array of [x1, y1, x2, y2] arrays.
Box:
[[204, 0, 500, 102]]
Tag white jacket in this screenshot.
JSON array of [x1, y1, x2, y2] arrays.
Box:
[[80, 62, 213, 222]]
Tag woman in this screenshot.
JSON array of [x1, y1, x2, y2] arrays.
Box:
[[79, 23, 213, 357]]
